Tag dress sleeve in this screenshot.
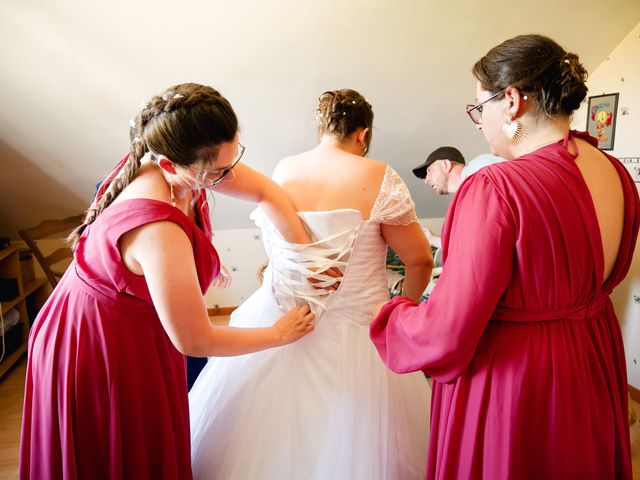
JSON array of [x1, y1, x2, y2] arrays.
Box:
[[370, 174, 516, 383], [369, 166, 418, 225]]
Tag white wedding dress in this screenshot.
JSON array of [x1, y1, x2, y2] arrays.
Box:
[[189, 166, 430, 480]]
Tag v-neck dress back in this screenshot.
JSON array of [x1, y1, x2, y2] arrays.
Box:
[[371, 131, 639, 479]]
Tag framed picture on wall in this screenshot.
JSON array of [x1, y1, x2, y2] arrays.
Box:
[[586, 93, 619, 150], [619, 158, 640, 183]]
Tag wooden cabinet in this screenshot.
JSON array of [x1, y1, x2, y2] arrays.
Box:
[[0, 245, 48, 378]]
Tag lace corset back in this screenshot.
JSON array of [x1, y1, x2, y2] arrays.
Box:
[[253, 165, 417, 316]]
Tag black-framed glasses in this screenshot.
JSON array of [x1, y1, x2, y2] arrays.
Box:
[[197, 143, 245, 187], [466, 91, 503, 125]]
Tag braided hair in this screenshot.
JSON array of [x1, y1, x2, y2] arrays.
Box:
[[69, 83, 238, 248]]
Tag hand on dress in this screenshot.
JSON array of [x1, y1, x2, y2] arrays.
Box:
[[273, 305, 315, 345], [211, 262, 233, 289], [308, 266, 342, 291], [422, 227, 442, 250]]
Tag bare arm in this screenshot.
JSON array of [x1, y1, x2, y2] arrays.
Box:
[[213, 162, 311, 244], [123, 221, 314, 357], [381, 222, 433, 302]]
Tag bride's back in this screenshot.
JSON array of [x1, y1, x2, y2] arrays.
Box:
[[273, 144, 387, 220]]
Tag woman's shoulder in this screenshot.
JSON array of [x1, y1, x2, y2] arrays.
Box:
[[362, 157, 389, 174], [274, 151, 388, 184], [272, 153, 305, 184], [101, 198, 185, 229]]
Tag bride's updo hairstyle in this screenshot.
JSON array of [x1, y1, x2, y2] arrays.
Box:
[[316, 89, 374, 153], [472, 34, 588, 119]]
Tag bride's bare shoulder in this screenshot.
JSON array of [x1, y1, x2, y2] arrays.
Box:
[[361, 158, 390, 183], [272, 154, 306, 183]]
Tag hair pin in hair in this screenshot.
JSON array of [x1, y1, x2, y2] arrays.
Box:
[[351, 100, 356, 104], [173, 93, 184, 99], [162, 93, 171, 101], [129, 119, 136, 129], [564, 59, 570, 64], [133, 136, 141, 143], [342, 112, 346, 116]]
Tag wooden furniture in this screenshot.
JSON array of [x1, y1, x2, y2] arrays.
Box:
[[0, 246, 48, 378], [18, 214, 83, 288]]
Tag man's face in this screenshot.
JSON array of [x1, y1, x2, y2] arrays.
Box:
[[424, 159, 449, 195]]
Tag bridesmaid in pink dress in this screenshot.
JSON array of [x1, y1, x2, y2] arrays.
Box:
[[19, 83, 315, 479], [371, 35, 639, 479]]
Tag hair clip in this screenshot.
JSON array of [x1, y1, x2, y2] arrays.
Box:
[[162, 93, 171, 101], [129, 119, 136, 128], [351, 100, 356, 104], [564, 59, 570, 64], [173, 93, 185, 99]]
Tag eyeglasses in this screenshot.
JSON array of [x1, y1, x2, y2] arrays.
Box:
[[195, 143, 245, 187], [466, 91, 503, 125]]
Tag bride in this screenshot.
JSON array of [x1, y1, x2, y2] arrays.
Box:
[[189, 88, 433, 479]]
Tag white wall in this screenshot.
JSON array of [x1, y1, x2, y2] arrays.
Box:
[[204, 226, 267, 309], [573, 22, 640, 388], [2, 0, 640, 239]]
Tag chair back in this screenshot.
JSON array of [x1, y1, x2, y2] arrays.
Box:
[[18, 214, 84, 288]]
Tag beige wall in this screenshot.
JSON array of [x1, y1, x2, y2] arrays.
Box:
[[572, 22, 640, 388], [2, 0, 640, 238]]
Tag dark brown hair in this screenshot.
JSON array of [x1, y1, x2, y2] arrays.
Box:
[[69, 83, 238, 247], [316, 89, 374, 152], [472, 34, 588, 118]]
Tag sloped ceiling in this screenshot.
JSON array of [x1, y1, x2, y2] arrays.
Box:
[[1, 0, 639, 237]]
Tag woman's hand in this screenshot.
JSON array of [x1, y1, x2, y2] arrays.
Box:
[[211, 262, 233, 289], [272, 305, 315, 345], [372, 301, 388, 318], [308, 266, 342, 291]]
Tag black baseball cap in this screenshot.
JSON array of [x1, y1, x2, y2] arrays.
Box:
[[412, 146, 466, 179]]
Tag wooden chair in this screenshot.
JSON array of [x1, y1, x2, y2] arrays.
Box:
[[18, 214, 84, 288]]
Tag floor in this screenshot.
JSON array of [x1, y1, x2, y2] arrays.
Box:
[[2, 353, 640, 479], [0, 360, 23, 480]]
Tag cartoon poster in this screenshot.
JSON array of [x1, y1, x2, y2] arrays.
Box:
[[586, 93, 619, 150]]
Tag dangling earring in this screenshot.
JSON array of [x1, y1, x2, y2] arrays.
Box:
[[501, 116, 523, 143], [169, 178, 176, 208]]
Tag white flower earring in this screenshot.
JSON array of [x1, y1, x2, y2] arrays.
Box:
[[500, 94, 528, 143], [501, 116, 523, 143]]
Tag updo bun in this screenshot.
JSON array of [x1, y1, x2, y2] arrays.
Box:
[[316, 89, 373, 149], [472, 34, 588, 118]]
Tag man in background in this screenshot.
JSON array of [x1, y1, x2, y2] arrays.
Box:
[[413, 146, 504, 247]]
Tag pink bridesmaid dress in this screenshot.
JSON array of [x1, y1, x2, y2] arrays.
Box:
[[20, 194, 218, 480], [371, 131, 639, 479]]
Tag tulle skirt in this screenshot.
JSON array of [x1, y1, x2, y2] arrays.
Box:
[[189, 285, 430, 480]]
